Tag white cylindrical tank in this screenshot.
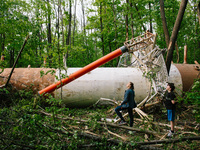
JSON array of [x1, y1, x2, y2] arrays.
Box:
[[55, 67, 151, 107], [55, 64, 184, 107]]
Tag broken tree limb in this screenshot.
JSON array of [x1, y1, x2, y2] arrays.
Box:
[[136, 136, 200, 146], [114, 107, 150, 123], [38, 110, 161, 137], [180, 131, 198, 136], [62, 125, 200, 148], [5, 34, 29, 88], [94, 98, 118, 106], [166, 0, 188, 74], [159, 132, 168, 140], [104, 122, 127, 141], [135, 118, 184, 130]]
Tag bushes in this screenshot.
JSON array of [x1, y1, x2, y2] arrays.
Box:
[[178, 79, 200, 122]]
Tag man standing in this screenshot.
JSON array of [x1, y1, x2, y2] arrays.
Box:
[[115, 82, 137, 127]]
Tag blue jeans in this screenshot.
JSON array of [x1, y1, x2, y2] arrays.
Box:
[[115, 105, 133, 127]]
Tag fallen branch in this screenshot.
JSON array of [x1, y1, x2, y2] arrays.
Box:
[[5, 34, 29, 88], [38, 110, 161, 137], [95, 98, 118, 106], [42, 119, 200, 148], [114, 107, 150, 123], [180, 131, 198, 136], [62, 126, 200, 148], [136, 136, 200, 146], [104, 122, 127, 141], [135, 118, 184, 130], [0, 135, 35, 149]]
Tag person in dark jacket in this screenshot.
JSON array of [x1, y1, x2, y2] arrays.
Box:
[[115, 82, 137, 127], [164, 82, 176, 137]]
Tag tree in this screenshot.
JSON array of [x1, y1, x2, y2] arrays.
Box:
[[198, 2, 200, 25], [159, 0, 170, 47], [166, 0, 188, 74], [65, 0, 72, 67]]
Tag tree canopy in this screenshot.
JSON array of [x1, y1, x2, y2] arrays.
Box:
[[0, 0, 199, 69]]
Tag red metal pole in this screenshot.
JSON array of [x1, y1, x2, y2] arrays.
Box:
[[38, 46, 128, 95]]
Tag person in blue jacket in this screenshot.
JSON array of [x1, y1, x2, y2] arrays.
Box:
[[115, 82, 137, 127]]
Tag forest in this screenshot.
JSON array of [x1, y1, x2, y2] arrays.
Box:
[[0, 0, 200, 149]]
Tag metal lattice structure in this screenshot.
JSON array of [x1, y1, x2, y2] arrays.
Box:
[[116, 31, 168, 120]]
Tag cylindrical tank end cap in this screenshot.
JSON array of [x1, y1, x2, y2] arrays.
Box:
[[120, 46, 128, 53], [38, 92, 42, 96]]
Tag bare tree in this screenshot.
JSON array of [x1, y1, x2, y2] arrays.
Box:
[[166, 0, 188, 74]]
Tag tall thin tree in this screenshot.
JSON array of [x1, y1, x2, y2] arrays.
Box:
[[73, 0, 77, 46], [159, 0, 170, 47], [47, 0, 52, 67], [125, 0, 129, 41], [100, 2, 105, 56], [166, 0, 188, 74], [65, 0, 72, 67], [130, 0, 134, 38]]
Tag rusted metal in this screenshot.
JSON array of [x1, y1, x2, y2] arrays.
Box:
[[0, 68, 55, 93], [0, 64, 198, 107], [184, 45, 187, 64], [174, 64, 200, 91], [0, 32, 199, 108]]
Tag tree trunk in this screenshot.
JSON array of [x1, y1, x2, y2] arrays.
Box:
[[81, 0, 86, 39], [149, 2, 153, 33], [112, 0, 118, 49], [10, 49, 14, 67], [65, 0, 72, 67], [47, 0, 52, 67], [72, 0, 77, 46], [198, 2, 200, 25], [60, 1, 65, 47], [125, 0, 129, 41], [81, 0, 88, 59], [159, 0, 170, 47], [0, 33, 5, 53], [100, 2, 105, 56], [66, 0, 72, 46], [129, 1, 134, 38], [166, 0, 188, 75], [197, 2, 200, 60]]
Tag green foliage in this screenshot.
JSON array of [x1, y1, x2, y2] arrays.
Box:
[[1, 87, 199, 149], [178, 79, 200, 122], [1, 0, 199, 69]]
